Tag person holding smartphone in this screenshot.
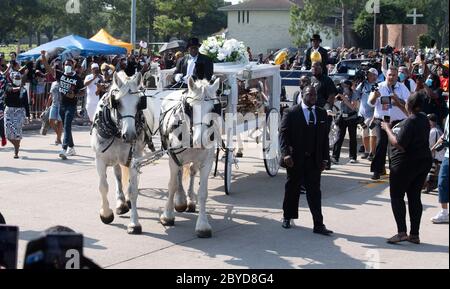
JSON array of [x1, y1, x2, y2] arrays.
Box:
[[368, 67, 410, 180], [381, 92, 432, 244]]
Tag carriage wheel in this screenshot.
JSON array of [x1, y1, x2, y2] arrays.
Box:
[[263, 108, 281, 177], [224, 148, 232, 195]]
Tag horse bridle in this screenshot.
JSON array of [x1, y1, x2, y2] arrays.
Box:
[[110, 88, 144, 121]]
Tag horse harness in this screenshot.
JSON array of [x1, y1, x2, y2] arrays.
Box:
[[160, 92, 222, 167], [91, 88, 148, 167]]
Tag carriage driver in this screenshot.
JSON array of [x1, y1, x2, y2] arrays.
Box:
[[172, 38, 214, 89]]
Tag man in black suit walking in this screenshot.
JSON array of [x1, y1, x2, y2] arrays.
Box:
[[172, 37, 214, 88], [280, 85, 333, 236]]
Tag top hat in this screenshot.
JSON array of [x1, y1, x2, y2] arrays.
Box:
[[310, 34, 322, 42], [187, 38, 201, 48]]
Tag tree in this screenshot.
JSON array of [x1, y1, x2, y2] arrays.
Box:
[[289, 0, 363, 48], [153, 0, 227, 41], [353, 0, 410, 49], [354, 0, 449, 49]]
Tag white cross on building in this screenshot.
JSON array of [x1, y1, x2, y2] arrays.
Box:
[[407, 8, 424, 25]]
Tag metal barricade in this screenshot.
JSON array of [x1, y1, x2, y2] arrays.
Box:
[[28, 81, 51, 119]]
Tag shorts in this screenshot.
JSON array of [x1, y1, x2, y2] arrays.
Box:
[[361, 118, 376, 138], [49, 105, 62, 121]]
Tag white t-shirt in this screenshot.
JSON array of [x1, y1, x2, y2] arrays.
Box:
[[84, 74, 102, 104], [84, 74, 103, 121], [368, 81, 410, 122]]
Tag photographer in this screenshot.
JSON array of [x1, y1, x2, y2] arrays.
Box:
[[368, 67, 410, 180], [356, 68, 379, 160], [430, 116, 449, 224], [381, 91, 432, 244], [332, 79, 359, 164]]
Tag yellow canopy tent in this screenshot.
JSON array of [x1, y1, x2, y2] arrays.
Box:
[[90, 29, 133, 53]]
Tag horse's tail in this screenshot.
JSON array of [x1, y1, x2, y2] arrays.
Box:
[[120, 165, 130, 193]]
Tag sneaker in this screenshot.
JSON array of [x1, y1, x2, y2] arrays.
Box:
[[66, 147, 76, 157], [361, 153, 370, 159], [431, 211, 449, 224], [59, 150, 68, 160], [349, 159, 358, 164]]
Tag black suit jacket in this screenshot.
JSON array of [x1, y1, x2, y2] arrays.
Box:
[[303, 46, 329, 73], [174, 53, 214, 82], [279, 104, 329, 169]]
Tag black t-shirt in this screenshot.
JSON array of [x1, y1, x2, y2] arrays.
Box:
[[390, 113, 432, 169], [311, 74, 337, 109], [59, 73, 83, 106]]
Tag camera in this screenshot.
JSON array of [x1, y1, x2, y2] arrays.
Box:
[[435, 140, 449, 152], [380, 45, 394, 55], [369, 118, 379, 130], [371, 83, 379, 92], [356, 116, 367, 129]]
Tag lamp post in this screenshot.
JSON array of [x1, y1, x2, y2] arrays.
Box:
[[131, 0, 137, 51]]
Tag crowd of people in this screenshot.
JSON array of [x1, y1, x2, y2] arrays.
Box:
[[0, 33, 449, 245], [280, 34, 449, 242]]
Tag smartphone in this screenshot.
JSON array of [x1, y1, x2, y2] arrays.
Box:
[[380, 96, 392, 112], [0, 225, 19, 269], [383, 115, 391, 123]]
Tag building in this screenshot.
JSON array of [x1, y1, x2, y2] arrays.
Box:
[[376, 24, 428, 49], [218, 0, 341, 55]]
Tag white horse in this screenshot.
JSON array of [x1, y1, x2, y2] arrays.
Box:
[[91, 71, 148, 234], [158, 77, 221, 238]]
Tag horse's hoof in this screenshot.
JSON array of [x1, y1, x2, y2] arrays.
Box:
[[160, 217, 175, 226], [196, 230, 212, 238], [116, 203, 130, 215], [127, 225, 142, 235], [100, 213, 114, 224], [127, 200, 132, 210], [186, 203, 196, 213], [175, 204, 188, 213]]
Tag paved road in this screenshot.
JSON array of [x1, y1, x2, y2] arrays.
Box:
[[0, 126, 448, 269]]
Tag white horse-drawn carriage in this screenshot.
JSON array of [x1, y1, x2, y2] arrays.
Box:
[[91, 62, 282, 237]]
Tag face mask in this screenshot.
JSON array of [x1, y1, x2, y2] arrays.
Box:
[[425, 79, 433, 87], [64, 65, 73, 74], [13, 79, 22, 86], [418, 68, 424, 75], [398, 73, 407, 82], [140, 61, 145, 66], [108, 70, 114, 76]]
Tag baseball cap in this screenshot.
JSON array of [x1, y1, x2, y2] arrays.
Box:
[[368, 68, 378, 76], [91, 63, 99, 70]]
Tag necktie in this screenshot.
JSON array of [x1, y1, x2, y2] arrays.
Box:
[[308, 107, 315, 125]]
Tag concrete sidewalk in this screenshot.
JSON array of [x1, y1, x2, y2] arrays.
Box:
[[0, 127, 448, 269]]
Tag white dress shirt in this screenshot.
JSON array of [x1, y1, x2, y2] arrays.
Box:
[[368, 81, 410, 122], [183, 54, 198, 83], [301, 101, 317, 125]]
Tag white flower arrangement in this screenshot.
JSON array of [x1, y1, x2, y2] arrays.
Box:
[[199, 36, 249, 64]]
